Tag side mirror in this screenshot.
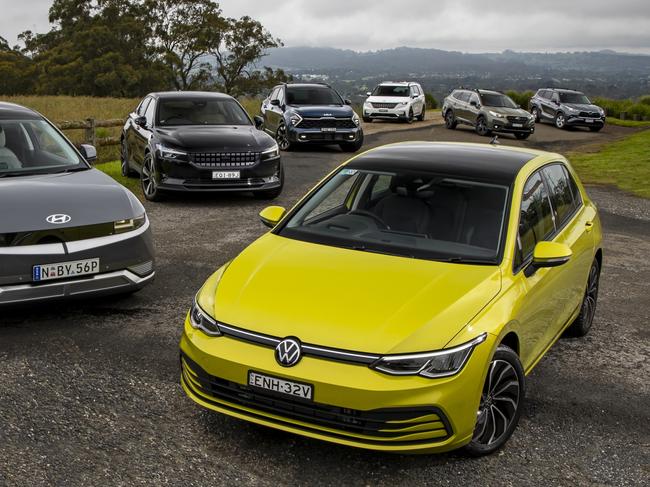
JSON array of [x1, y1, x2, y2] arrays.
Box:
[[469, 100, 478, 108], [270, 99, 281, 107], [344, 99, 352, 105], [259, 206, 286, 228], [253, 116, 264, 129], [79, 144, 97, 164], [526, 241, 572, 276], [134, 116, 147, 127], [366, 91, 372, 96]]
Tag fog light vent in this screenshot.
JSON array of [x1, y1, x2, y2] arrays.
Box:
[[128, 261, 154, 276]]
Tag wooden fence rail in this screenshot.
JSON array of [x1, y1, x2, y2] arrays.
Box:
[[56, 117, 124, 148]]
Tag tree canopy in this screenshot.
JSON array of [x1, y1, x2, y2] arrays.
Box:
[[1, 0, 290, 97]]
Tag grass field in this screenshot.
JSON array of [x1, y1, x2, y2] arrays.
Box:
[[605, 117, 650, 128], [569, 129, 650, 198]]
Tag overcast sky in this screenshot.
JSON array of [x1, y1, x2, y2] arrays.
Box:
[[1, 0, 649, 53]]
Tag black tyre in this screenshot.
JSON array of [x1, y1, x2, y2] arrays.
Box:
[[404, 109, 414, 124], [444, 110, 457, 129], [120, 140, 135, 177], [339, 134, 364, 152], [275, 122, 292, 151], [362, 116, 372, 123], [531, 106, 540, 123], [464, 345, 525, 457], [417, 106, 426, 121], [475, 116, 491, 136], [554, 112, 567, 129], [566, 258, 600, 337], [515, 132, 530, 140], [589, 126, 603, 132], [254, 165, 284, 200], [141, 153, 164, 202]]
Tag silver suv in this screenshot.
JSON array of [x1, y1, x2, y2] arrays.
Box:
[[362, 82, 426, 123], [529, 89, 605, 132]]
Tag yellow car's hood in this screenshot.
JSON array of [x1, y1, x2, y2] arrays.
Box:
[[214, 234, 501, 354]]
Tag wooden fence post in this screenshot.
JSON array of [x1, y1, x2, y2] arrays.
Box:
[[85, 118, 96, 147]]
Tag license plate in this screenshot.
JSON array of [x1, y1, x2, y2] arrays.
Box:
[[212, 171, 240, 180], [585, 119, 594, 123], [33, 258, 100, 282], [248, 371, 313, 400], [321, 127, 336, 132], [379, 108, 388, 112], [512, 123, 523, 128]]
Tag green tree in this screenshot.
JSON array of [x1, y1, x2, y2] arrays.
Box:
[[424, 92, 438, 109], [210, 16, 283, 96], [0, 36, 35, 95]]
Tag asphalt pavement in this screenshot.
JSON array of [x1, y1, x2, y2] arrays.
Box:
[[1, 122, 648, 486]]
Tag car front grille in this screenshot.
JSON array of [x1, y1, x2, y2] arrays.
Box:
[[507, 116, 529, 123], [181, 354, 451, 445], [191, 152, 259, 168], [371, 102, 398, 109], [579, 111, 600, 118], [297, 118, 357, 129]]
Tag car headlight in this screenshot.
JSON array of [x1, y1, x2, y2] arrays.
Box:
[[489, 111, 505, 118], [370, 333, 487, 378], [189, 297, 222, 336], [395, 102, 407, 108], [289, 113, 303, 126], [114, 214, 146, 234], [352, 113, 360, 126], [156, 143, 187, 161], [261, 143, 279, 160]]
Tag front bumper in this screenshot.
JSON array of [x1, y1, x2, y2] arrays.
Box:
[[565, 115, 606, 127], [180, 319, 495, 453], [363, 105, 411, 120], [489, 118, 535, 134], [157, 156, 282, 193], [0, 220, 154, 305], [287, 126, 363, 144]]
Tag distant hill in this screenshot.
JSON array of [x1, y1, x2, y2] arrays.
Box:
[[258, 47, 650, 100]]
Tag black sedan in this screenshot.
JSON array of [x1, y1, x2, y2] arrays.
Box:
[[0, 102, 155, 306], [121, 92, 283, 201]]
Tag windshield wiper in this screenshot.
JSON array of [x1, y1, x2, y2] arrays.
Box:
[[442, 256, 495, 265], [0, 166, 88, 178], [350, 244, 415, 259]]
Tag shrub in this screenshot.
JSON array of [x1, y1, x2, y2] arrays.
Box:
[[424, 93, 438, 109], [505, 90, 534, 109]]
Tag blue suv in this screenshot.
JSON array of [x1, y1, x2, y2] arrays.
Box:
[[257, 83, 364, 152]]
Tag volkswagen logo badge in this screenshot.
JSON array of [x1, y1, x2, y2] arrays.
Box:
[[46, 214, 71, 225], [275, 337, 302, 367]]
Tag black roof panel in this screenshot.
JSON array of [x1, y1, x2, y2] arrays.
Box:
[[0, 102, 41, 120]]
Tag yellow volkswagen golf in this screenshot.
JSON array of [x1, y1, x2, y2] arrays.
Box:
[[180, 142, 602, 455]]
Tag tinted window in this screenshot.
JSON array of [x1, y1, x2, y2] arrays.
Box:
[[137, 97, 151, 116], [543, 164, 577, 226], [559, 92, 591, 104], [372, 85, 410, 97], [516, 172, 555, 267], [279, 168, 509, 263], [144, 98, 156, 126], [458, 92, 471, 102], [480, 93, 518, 108], [286, 86, 343, 105], [157, 98, 251, 126]]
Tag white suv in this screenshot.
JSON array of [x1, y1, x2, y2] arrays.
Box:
[[363, 82, 426, 123]]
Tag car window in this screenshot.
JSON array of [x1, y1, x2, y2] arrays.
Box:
[[277, 87, 285, 105], [269, 88, 279, 101], [469, 93, 480, 105], [543, 164, 578, 227], [137, 97, 151, 117], [144, 98, 156, 127], [372, 85, 410, 97], [286, 86, 343, 105], [370, 174, 392, 199], [516, 172, 555, 268], [551, 92, 560, 103], [157, 98, 251, 126]]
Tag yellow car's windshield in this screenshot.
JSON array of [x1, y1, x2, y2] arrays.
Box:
[[278, 168, 509, 263]]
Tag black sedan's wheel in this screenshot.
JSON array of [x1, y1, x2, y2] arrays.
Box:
[[475, 117, 491, 136], [141, 154, 163, 202], [566, 258, 600, 337], [555, 112, 567, 129], [464, 345, 525, 456], [445, 111, 457, 129], [121, 141, 135, 177], [276, 122, 292, 151]]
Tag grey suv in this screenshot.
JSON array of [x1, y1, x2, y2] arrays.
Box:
[[442, 89, 535, 139], [529, 88, 605, 131]]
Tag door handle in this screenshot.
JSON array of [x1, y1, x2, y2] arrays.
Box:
[[585, 221, 594, 232]]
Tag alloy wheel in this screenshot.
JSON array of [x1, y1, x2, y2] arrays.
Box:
[[121, 143, 130, 176], [141, 157, 156, 198], [582, 262, 600, 330], [472, 359, 521, 447], [276, 124, 290, 151], [476, 118, 489, 136], [555, 114, 565, 129]]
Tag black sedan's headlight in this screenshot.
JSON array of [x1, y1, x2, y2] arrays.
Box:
[[371, 333, 487, 378], [156, 143, 188, 162], [261, 143, 280, 160], [189, 298, 221, 336]]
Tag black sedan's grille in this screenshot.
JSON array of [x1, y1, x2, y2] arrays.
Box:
[[371, 102, 398, 109], [181, 354, 451, 445], [191, 152, 259, 168], [579, 111, 600, 118], [297, 118, 357, 129]]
